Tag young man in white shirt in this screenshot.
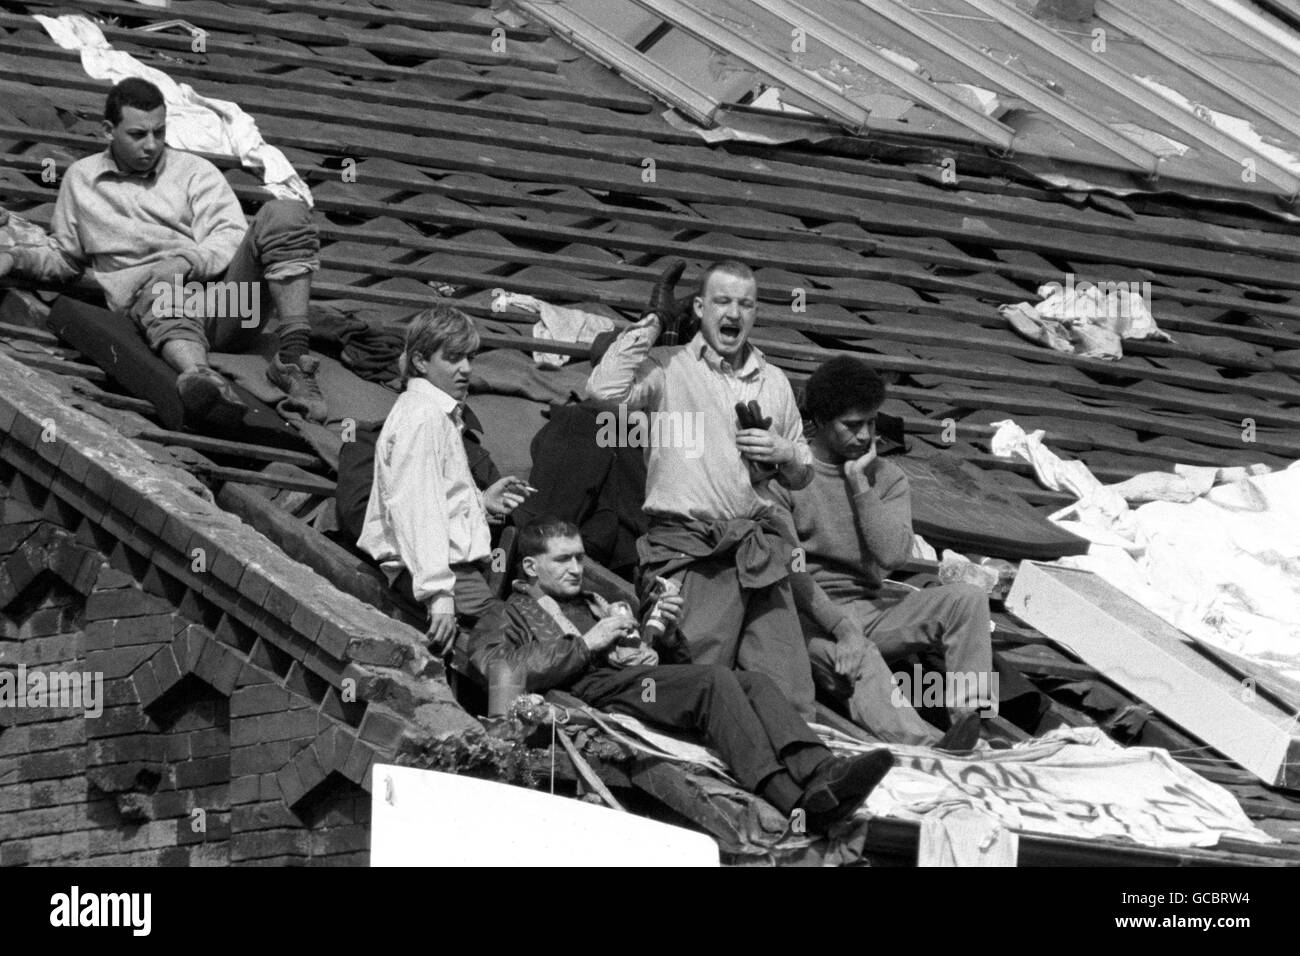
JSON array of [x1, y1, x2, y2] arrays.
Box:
[[358, 304, 530, 653]]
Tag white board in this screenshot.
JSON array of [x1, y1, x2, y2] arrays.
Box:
[[370, 763, 720, 866], [1007, 561, 1299, 787]]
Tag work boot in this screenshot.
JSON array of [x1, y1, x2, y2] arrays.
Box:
[[267, 353, 328, 423], [177, 365, 247, 430], [796, 749, 894, 832]]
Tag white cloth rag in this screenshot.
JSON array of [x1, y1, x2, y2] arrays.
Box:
[[1000, 279, 1170, 360], [491, 289, 614, 369], [918, 804, 1019, 866]]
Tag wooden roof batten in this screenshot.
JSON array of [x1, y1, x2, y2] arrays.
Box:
[[623, 0, 872, 130], [513, 0, 723, 125], [957, 0, 1300, 198], [1096, 0, 1300, 135], [740, 0, 1017, 149], [1171, 0, 1300, 77], [851, 0, 1163, 175]]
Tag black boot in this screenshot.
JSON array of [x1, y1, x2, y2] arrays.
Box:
[[795, 749, 894, 832]]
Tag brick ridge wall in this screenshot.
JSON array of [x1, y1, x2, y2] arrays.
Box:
[[0, 350, 481, 798]]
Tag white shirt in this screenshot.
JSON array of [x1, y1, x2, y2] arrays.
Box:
[[357, 379, 491, 615]]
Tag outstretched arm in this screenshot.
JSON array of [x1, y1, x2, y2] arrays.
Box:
[[584, 314, 666, 410]]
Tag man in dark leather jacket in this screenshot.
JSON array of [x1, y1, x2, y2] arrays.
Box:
[[467, 516, 894, 833]]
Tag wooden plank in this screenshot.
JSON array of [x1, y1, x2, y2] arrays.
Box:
[[516, 0, 720, 125], [0, 320, 58, 345], [888, 384, 1300, 459], [67, 382, 157, 417], [894, 453, 1090, 560], [962, 0, 1300, 194], [1007, 562, 1300, 788], [556, 728, 627, 812], [125, 427, 323, 469], [188, 462, 336, 496], [627, 0, 869, 130], [0, 343, 108, 382]]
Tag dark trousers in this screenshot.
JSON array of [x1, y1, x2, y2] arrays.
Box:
[[133, 199, 320, 353], [570, 664, 829, 806]]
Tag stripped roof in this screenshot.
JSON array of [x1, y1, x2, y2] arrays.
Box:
[[1, 0, 1300, 860], [518, 0, 1300, 202]]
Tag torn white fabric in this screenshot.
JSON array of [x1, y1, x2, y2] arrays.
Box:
[[0, 211, 50, 254], [490, 289, 614, 369], [33, 14, 312, 206], [843, 726, 1273, 849], [918, 805, 1019, 866], [1000, 278, 1170, 360], [990, 420, 1135, 546], [990, 418, 1300, 684], [910, 534, 938, 562], [586, 710, 1273, 851]]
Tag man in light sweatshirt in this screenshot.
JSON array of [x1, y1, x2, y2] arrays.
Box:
[[770, 356, 994, 747], [0, 78, 326, 426], [585, 259, 818, 719]]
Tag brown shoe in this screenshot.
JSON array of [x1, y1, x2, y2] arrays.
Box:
[[177, 365, 247, 429], [267, 353, 328, 423]]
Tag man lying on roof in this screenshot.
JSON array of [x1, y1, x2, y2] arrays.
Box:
[[769, 356, 995, 747], [469, 516, 894, 833], [0, 78, 326, 427], [585, 258, 818, 720], [357, 304, 533, 655]]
